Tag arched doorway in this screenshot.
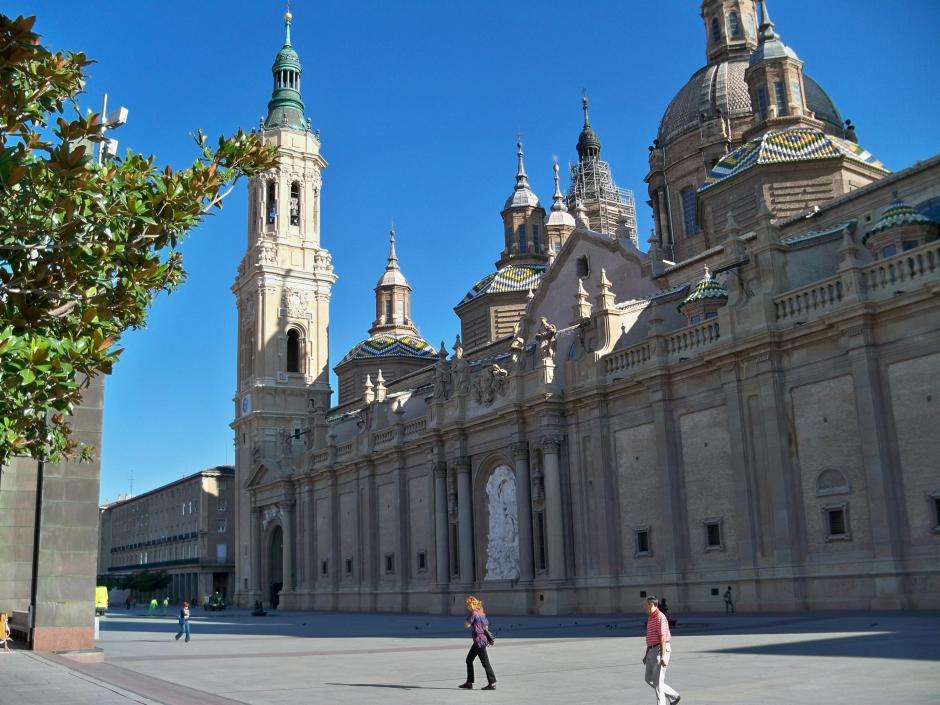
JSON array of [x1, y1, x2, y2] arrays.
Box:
[[268, 525, 283, 608]]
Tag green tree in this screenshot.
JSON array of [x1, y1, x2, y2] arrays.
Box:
[[0, 15, 277, 465]]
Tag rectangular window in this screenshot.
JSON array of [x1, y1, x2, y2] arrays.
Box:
[[635, 527, 651, 556], [395, 299, 404, 322], [790, 78, 803, 113], [774, 80, 788, 116], [933, 496, 940, 531], [217, 519, 227, 533], [217, 499, 226, 512], [536, 511, 547, 572], [729, 11, 741, 37], [705, 520, 722, 550], [518, 224, 528, 254], [321, 560, 329, 576], [449, 524, 460, 576], [384, 553, 395, 574], [188, 501, 193, 514], [216, 543, 227, 562], [681, 187, 699, 237], [345, 557, 353, 576], [416, 551, 427, 572], [532, 224, 541, 252], [903, 240, 919, 251], [385, 299, 392, 320], [882, 244, 897, 258], [757, 87, 769, 121], [825, 506, 849, 540], [181, 503, 186, 516], [218, 480, 226, 493]]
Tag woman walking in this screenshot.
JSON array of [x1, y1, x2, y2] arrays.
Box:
[[459, 596, 496, 690], [174, 601, 191, 642]]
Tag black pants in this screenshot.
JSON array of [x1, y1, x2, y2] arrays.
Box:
[[466, 643, 496, 684]]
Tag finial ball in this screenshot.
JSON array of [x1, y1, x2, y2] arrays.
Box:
[[284, 10, 293, 21]]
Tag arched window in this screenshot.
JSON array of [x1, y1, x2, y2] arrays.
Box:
[[756, 86, 769, 121], [286, 329, 300, 373], [816, 468, 850, 496], [728, 11, 741, 37], [290, 182, 301, 226], [518, 224, 528, 254], [532, 223, 541, 252], [266, 181, 277, 225], [576, 255, 590, 279], [774, 80, 788, 116], [711, 17, 721, 42]]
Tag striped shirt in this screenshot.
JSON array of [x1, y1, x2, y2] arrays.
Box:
[[468, 611, 489, 647], [646, 608, 671, 647]]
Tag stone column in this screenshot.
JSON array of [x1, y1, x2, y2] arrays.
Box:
[[512, 442, 534, 581], [282, 501, 294, 591], [433, 461, 450, 585], [249, 506, 261, 595], [540, 436, 566, 580], [456, 457, 475, 582]]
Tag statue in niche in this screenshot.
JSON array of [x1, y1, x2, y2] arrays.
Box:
[[509, 325, 526, 370], [473, 364, 510, 407], [451, 335, 470, 395], [536, 317, 557, 361], [530, 458, 545, 504], [484, 466, 520, 581]]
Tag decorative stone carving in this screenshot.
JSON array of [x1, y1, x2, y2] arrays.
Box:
[[473, 364, 510, 407], [432, 343, 451, 401], [511, 442, 528, 460], [536, 317, 557, 361], [282, 288, 307, 317], [261, 505, 281, 528], [484, 466, 521, 581], [259, 241, 278, 265]]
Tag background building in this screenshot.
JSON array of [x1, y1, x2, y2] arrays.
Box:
[[98, 466, 235, 604]]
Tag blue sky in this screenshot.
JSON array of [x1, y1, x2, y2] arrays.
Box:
[[11, 1, 939, 502]]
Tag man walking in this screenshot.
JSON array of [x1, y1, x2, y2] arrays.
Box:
[[642, 595, 680, 705], [174, 601, 191, 643], [723, 586, 735, 614]]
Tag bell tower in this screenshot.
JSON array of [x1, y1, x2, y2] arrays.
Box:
[[231, 9, 336, 607]]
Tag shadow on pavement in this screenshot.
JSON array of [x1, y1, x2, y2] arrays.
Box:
[[326, 683, 456, 690], [709, 630, 940, 661]]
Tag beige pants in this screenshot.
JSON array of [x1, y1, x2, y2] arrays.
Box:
[[644, 643, 680, 705]]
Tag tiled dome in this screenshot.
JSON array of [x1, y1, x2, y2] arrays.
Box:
[[699, 127, 888, 191], [863, 196, 939, 243], [678, 270, 728, 312], [459, 264, 545, 305], [340, 334, 437, 364]]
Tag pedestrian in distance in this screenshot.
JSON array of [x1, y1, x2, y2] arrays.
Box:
[[124, 596, 130, 611], [458, 595, 496, 691], [723, 585, 735, 614], [1, 612, 11, 653], [148, 597, 157, 617], [174, 601, 191, 642], [161, 596, 169, 616], [642, 595, 680, 705]]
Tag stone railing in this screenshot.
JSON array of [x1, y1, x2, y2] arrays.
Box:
[[311, 449, 329, 466], [372, 428, 395, 446], [404, 417, 427, 436], [336, 441, 354, 459], [665, 319, 720, 358], [604, 341, 652, 375], [864, 241, 940, 294], [774, 275, 843, 322]]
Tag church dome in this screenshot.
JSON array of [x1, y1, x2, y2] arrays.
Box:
[[459, 263, 545, 305], [656, 58, 843, 147], [862, 196, 939, 244], [339, 334, 437, 364], [699, 127, 888, 191]]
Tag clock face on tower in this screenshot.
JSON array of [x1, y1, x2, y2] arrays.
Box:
[[240, 394, 251, 416]]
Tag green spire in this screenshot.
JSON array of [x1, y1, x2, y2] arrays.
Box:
[[265, 10, 307, 130]]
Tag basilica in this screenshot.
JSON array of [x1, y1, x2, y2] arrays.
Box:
[[231, 2, 940, 614]]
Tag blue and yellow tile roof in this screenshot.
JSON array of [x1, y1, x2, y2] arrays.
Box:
[[678, 270, 728, 311], [700, 128, 888, 191], [340, 334, 437, 364], [459, 264, 546, 305]]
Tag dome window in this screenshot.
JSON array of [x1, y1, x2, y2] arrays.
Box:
[[290, 181, 301, 226], [745, 11, 757, 38], [728, 11, 741, 38], [518, 224, 528, 254], [756, 86, 769, 121], [680, 187, 699, 237], [711, 17, 721, 43], [790, 79, 803, 113], [774, 81, 788, 116]]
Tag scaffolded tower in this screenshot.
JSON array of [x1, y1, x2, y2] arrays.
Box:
[[566, 96, 638, 246]]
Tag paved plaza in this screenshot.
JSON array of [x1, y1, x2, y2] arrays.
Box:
[[0, 609, 938, 705]]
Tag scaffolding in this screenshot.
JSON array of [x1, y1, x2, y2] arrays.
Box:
[[567, 157, 638, 247]]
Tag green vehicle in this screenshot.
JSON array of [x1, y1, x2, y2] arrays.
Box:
[[207, 592, 226, 611]]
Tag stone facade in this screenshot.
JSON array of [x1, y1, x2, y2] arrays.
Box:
[[235, 5, 940, 614], [97, 466, 236, 604]]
